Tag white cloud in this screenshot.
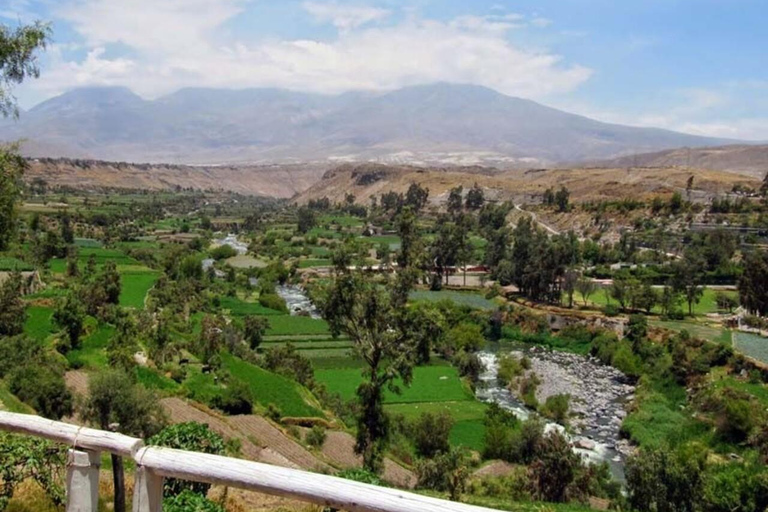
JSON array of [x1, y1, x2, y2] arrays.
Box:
[[25, 0, 591, 103], [303, 1, 390, 31]]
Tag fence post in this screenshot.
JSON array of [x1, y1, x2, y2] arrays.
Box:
[[66, 449, 100, 512], [132, 463, 164, 512]]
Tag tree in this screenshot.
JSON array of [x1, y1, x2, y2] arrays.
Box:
[[562, 269, 579, 308], [243, 316, 269, 350], [415, 448, 472, 501], [52, 291, 86, 352], [0, 270, 26, 336], [626, 446, 705, 512], [465, 183, 485, 210], [576, 277, 597, 306], [318, 244, 418, 472], [739, 249, 768, 316], [411, 411, 453, 458], [0, 149, 25, 252], [554, 186, 570, 212], [671, 253, 705, 316], [447, 186, 463, 216], [527, 430, 581, 502], [8, 364, 72, 420], [81, 370, 166, 512], [543, 187, 555, 206], [297, 206, 316, 234], [0, 21, 50, 117], [405, 182, 429, 212], [715, 291, 738, 313], [0, 432, 66, 510]]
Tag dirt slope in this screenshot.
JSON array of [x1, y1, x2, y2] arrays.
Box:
[[24, 158, 330, 198], [295, 162, 760, 206]]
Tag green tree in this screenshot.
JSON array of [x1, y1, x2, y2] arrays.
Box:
[[297, 206, 316, 234], [0, 21, 50, 117], [0, 432, 66, 511], [576, 276, 597, 306], [404, 182, 429, 212], [447, 186, 463, 216], [52, 291, 86, 352], [554, 186, 570, 213], [8, 364, 72, 420], [626, 446, 705, 512], [243, 316, 270, 350], [411, 411, 453, 458], [527, 430, 581, 502], [0, 149, 25, 252], [671, 253, 705, 316], [739, 249, 768, 316], [465, 182, 485, 210], [81, 370, 166, 512], [415, 447, 472, 501], [318, 244, 418, 472], [0, 269, 26, 336]]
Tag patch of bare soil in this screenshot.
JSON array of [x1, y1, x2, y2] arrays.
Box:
[[64, 370, 89, 396], [229, 415, 332, 473], [317, 429, 415, 488], [472, 460, 517, 478]]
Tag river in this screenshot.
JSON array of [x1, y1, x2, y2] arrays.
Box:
[[276, 284, 322, 319], [476, 347, 635, 481]]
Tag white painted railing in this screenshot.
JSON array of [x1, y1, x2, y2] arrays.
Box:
[[0, 411, 500, 512]]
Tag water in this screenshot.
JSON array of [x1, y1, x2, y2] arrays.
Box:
[[276, 284, 322, 319], [213, 233, 248, 255], [476, 348, 633, 481]]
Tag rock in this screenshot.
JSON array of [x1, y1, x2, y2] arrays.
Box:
[[575, 439, 596, 451]]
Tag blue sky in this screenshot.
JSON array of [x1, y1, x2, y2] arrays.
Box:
[[2, 0, 768, 139]]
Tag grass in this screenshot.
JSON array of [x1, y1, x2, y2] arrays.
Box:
[[66, 325, 114, 369], [315, 365, 473, 404], [265, 315, 330, 335], [297, 258, 332, 268], [220, 296, 284, 316], [650, 319, 732, 346], [572, 287, 739, 317], [119, 271, 159, 309], [410, 290, 498, 311], [732, 331, 768, 364], [0, 257, 33, 271], [136, 366, 179, 391], [24, 306, 55, 342], [49, 247, 141, 274], [386, 400, 488, 451], [221, 353, 323, 418], [0, 381, 34, 413]]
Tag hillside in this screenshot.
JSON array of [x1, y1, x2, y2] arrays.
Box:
[[573, 144, 768, 179], [295, 162, 761, 205], [0, 83, 736, 165], [22, 158, 330, 198]]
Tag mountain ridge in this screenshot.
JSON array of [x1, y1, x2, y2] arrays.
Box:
[[1, 83, 741, 165]]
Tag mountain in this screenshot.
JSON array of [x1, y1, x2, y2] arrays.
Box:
[[0, 83, 740, 165], [571, 144, 768, 179]]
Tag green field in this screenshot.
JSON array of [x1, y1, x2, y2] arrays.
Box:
[[386, 400, 488, 451], [66, 325, 114, 369], [0, 257, 33, 271], [410, 290, 498, 311], [650, 319, 732, 345], [220, 296, 284, 316], [24, 306, 55, 342], [221, 353, 323, 418], [572, 287, 738, 316], [265, 315, 330, 335], [316, 365, 473, 404], [732, 331, 768, 364], [119, 271, 159, 309]]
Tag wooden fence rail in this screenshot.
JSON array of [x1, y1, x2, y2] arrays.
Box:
[[0, 411, 501, 512]]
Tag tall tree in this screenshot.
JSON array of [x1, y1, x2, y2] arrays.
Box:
[[739, 249, 768, 316], [318, 243, 418, 472], [465, 183, 485, 210], [447, 186, 463, 216], [0, 269, 26, 336], [404, 182, 429, 212], [671, 253, 705, 316], [1, 21, 50, 117]]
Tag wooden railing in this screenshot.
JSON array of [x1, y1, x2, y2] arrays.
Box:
[[0, 411, 501, 512]]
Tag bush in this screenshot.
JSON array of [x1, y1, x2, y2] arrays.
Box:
[[540, 394, 570, 425], [209, 244, 238, 260], [149, 422, 226, 498], [337, 468, 382, 486], [164, 490, 225, 512], [210, 379, 253, 415], [411, 411, 453, 458], [8, 365, 73, 420], [453, 350, 483, 383], [497, 355, 524, 386], [604, 303, 620, 317], [258, 293, 288, 313], [415, 447, 474, 501], [305, 425, 327, 448], [266, 403, 282, 422]]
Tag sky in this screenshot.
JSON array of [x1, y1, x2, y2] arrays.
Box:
[[2, 0, 768, 140]]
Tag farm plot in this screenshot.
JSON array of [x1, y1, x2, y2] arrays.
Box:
[[315, 365, 473, 404], [220, 296, 284, 316], [119, 270, 159, 308], [265, 315, 330, 336], [733, 332, 768, 364], [409, 290, 498, 311], [385, 400, 488, 452], [24, 306, 55, 342]]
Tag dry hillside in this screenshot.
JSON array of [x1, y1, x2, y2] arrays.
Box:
[[295, 162, 761, 205], [24, 158, 331, 198]]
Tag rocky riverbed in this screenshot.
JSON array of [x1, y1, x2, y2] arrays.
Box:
[[477, 347, 636, 479]]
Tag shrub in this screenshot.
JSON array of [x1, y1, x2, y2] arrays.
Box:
[[209, 244, 238, 260], [164, 490, 225, 512], [540, 394, 570, 425], [604, 304, 620, 317], [8, 365, 73, 420], [497, 355, 524, 386], [527, 431, 582, 503], [305, 425, 327, 448], [210, 379, 253, 415], [337, 468, 381, 486], [453, 350, 483, 383], [149, 422, 226, 498], [266, 403, 282, 422], [258, 293, 288, 313], [415, 447, 473, 501], [410, 411, 453, 458]]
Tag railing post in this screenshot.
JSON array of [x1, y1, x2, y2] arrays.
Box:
[[132, 464, 164, 512], [66, 449, 100, 512]]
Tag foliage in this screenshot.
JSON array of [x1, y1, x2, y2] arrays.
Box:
[[0, 21, 50, 117], [527, 431, 582, 503], [243, 315, 269, 349], [410, 411, 454, 458], [52, 291, 85, 352], [539, 394, 570, 425], [415, 447, 473, 501], [305, 425, 327, 448], [149, 422, 226, 497], [163, 490, 225, 512], [210, 378, 254, 415], [739, 249, 768, 316], [7, 364, 72, 420], [258, 293, 288, 313], [0, 433, 65, 512], [0, 270, 26, 336]]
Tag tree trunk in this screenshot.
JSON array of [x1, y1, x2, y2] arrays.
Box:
[[112, 453, 125, 512]]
